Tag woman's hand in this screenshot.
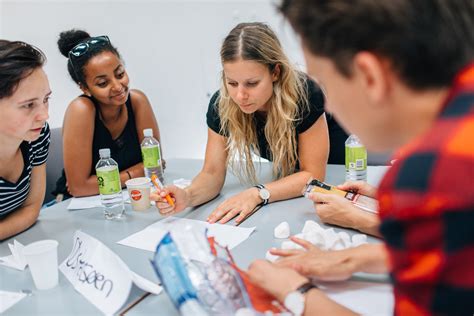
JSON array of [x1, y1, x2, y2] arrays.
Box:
[[207, 188, 261, 224], [247, 259, 309, 302], [270, 236, 357, 281], [150, 185, 189, 215]]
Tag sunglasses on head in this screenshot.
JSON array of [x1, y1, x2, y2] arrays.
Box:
[[68, 35, 110, 59]]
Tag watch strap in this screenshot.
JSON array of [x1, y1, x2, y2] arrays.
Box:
[[283, 282, 317, 316], [296, 281, 318, 294]]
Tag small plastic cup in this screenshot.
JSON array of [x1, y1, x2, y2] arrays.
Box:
[[126, 177, 151, 211], [23, 240, 59, 290]]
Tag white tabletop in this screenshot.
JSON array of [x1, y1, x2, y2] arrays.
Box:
[[0, 158, 390, 315]]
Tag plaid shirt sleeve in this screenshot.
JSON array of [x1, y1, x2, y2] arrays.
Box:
[[377, 63, 474, 316]]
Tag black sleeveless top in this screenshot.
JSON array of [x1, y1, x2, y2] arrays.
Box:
[[53, 94, 142, 198], [207, 78, 348, 165]]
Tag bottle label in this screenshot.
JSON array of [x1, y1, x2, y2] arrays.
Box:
[[345, 146, 367, 171], [96, 167, 121, 195], [141, 146, 160, 168]]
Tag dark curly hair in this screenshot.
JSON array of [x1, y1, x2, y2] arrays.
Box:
[[57, 29, 121, 87], [0, 40, 46, 99]]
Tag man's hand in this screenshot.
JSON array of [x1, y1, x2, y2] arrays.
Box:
[[271, 236, 358, 281]]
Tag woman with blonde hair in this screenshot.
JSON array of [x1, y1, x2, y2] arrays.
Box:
[[153, 22, 347, 223]]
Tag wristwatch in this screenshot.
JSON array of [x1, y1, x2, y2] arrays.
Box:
[[283, 282, 318, 316], [254, 184, 270, 205]]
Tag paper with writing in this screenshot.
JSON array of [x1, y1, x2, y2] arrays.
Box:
[[60, 231, 161, 315]]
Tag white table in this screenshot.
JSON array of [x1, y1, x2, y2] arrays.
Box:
[[0, 159, 391, 315]]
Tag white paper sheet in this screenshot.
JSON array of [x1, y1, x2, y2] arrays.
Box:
[[0, 290, 27, 313], [321, 280, 394, 316], [117, 217, 255, 260], [0, 240, 27, 270], [67, 191, 130, 210], [130, 271, 162, 295], [60, 231, 161, 315]]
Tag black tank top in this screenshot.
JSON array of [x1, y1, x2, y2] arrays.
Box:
[[89, 95, 142, 172], [53, 94, 142, 198]]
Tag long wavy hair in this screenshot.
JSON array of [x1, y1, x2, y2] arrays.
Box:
[[218, 22, 308, 183]]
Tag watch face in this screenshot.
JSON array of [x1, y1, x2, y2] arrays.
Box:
[[259, 188, 270, 200]]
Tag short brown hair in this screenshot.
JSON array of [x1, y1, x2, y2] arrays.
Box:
[[0, 40, 46, 99], [280, 0, 474, 89]]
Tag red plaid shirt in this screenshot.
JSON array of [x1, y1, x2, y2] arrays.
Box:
[[378, 63, 474, 315]]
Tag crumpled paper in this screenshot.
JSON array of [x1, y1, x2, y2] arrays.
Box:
[[266, 221, 368, 262], [274, 221, 290, 239]]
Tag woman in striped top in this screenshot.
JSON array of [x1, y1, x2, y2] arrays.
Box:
[[0, 40, 51, 240]]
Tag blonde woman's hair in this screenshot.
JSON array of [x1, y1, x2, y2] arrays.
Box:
[[218, 22, 308, 183]]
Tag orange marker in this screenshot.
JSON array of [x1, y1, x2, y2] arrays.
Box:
[[150, 175, 175, 207]]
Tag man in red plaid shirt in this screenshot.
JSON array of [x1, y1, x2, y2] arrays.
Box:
[[247, 1, 474, 315]]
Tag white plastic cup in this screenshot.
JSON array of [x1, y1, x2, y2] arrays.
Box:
[[23, 240, 59, 290], [125, 177, 151, 211]]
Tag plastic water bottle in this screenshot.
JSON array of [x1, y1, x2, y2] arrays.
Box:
[[95, 148, 125, 219], [141, 128, 164, 182], [345, 135, 367, 181]]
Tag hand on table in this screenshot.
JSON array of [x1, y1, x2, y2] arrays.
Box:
[[270, 236, 356, 281], [150, 185, 188, 215], [247, 259, 309, 302], [207, 188, 261, 224]]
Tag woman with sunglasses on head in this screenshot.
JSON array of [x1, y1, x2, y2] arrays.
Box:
[[53, 29, 161, 199], [153, 22, 347, 224], [0, 41, 51, 240]]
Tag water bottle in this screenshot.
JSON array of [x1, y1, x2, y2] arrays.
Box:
[[95, 148, 125, 220], [345, 135, 367, 181], [141, 128, 164, 182], [152, 233, 208, 316]]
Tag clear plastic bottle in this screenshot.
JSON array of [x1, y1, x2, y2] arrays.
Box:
[[345, 134, 367, 181], [95, 148, 125, 219], [141, 128, 164, 182]]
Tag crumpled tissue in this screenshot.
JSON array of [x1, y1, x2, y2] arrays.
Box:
[[266, 221, 368, 262]]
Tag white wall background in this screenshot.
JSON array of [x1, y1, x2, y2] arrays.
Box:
[[0, 0, 304, 159]]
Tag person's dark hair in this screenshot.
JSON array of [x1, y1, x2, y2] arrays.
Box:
[[279, 0, 474, 90], [0, 40, 46, 99], [57, 29, 121, 87]]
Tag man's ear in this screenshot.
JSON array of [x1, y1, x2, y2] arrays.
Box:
[[79, 83, 91, 97], [272, 64, 281, 82], [353, 52, 391, 105]]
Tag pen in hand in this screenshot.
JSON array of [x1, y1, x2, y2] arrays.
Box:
[[150, 175, 175, 207]]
